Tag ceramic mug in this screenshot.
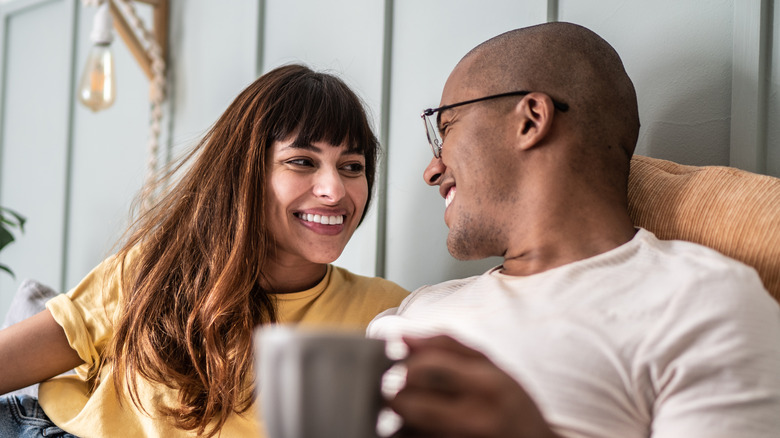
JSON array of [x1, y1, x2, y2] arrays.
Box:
[[254, 325, 394, 438]]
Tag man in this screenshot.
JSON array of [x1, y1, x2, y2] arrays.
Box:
[[368, 22, 780, 437]]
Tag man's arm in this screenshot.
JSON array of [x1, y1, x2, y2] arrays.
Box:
[[0, 309, 83, 395], [390, 335, 561, 438], [646, 266, 780, 438]]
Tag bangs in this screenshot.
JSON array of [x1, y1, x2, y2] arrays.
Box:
[[269, 73, 376, 154], [258, 64, 378, 224]]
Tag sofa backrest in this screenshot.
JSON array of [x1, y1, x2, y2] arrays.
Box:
[[627, 155, 780, 303]]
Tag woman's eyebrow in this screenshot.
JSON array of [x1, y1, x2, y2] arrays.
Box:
[[286, 141, 322, 152]]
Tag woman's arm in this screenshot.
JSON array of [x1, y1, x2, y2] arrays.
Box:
[[0, 309, 83, 395]]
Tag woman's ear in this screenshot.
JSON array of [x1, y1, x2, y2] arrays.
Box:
[[513, 92, 555, 151]]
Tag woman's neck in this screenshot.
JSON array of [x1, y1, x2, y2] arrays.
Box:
[[261, 260, 328, 293]]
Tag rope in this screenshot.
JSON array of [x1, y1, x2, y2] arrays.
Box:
[[83, 0, 167, 211], [112, 0, 166, 211]]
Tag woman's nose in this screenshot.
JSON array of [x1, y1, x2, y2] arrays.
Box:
[[423, 156, 445, 186], [313, 168, 346, 201]]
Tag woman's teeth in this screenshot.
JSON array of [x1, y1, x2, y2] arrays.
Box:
[[445, 187, 456, 208], [298, 213, 344, 225]]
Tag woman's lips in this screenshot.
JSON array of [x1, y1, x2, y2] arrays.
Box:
[[295, 212, 345, 225]]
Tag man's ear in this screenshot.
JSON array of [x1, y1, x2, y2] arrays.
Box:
[[513, 92, 555, 151]]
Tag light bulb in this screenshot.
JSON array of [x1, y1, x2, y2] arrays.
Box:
[[78, 2, 116, 112], [78, 43, 116, 112]]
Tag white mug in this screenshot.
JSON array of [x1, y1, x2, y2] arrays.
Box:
[[254, 325, 394, 438]]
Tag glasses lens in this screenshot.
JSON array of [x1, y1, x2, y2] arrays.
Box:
[[423, 114, 442, 158]]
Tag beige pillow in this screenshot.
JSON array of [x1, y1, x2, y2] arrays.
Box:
[[628, 155, 780, 303]]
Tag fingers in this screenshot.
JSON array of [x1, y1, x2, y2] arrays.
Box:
[[388, 335, 557, 438], [389, 341, 514, 436], [403, 334, 489, 360]]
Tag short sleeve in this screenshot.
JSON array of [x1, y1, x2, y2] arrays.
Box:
[[644, 265, 780, 437], [45, 255, 124, 379]]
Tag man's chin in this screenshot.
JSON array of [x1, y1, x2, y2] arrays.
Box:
[[446, 238, 493, 261]]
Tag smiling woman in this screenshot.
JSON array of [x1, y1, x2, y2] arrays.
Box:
[[264, 138, 369, 286], [0, 64, 408, 438]]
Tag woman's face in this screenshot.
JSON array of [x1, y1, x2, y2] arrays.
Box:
[[264, 137, 368, 266]]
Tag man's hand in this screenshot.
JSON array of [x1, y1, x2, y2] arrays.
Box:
[[389, 335, 560, 438]]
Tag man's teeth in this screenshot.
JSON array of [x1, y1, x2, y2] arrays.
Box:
[[445, 187, 456, 208], [298, 213, 344, 225]]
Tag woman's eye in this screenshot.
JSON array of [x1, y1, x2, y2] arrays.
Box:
[[286, 158, 314, 167], [341, 162, 365, 175]]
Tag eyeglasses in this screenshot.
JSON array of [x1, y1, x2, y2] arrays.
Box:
[[421, 90, 570, 158]]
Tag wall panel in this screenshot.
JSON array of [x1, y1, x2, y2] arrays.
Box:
[[0, 0, 74, 313], [167, 0, 260, 157]]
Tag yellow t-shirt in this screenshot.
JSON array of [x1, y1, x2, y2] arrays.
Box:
[[40, 256, 408, 437]]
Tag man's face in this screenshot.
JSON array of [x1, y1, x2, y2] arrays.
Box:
[[423, 63, 520, 260]]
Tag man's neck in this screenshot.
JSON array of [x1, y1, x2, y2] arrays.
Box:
[[499, 203, 637, 277]]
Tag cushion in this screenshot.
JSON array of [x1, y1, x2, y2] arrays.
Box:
[[2, 279, 60, 397], [627, 155, 780, 303], [2, 279, 58, 329]]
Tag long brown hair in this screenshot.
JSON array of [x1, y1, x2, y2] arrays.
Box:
[[106, 64, 379, 436]]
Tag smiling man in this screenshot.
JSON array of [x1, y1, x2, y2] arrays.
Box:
[[368, 22, 780, 438]]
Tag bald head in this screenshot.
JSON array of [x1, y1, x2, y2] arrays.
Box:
[[427, 23, 639, 269], [457, 22, 639, 164]]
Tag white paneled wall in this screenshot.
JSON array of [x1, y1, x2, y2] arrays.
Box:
[[0, 0, 76, 315], [0, 0, 777, 318]]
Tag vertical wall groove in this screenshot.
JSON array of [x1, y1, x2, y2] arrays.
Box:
[[547, 0, 558, 22], [255, 0, 266, 75], [0, 12, 8, 202], [59, 0, 78, 292], [375, 0, 393, 278], [730, 0, 770, 173]]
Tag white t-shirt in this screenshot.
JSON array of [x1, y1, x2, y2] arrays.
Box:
[[368, 229, 780, 438]]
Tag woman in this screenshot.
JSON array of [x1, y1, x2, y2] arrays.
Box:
[[0, 64, 408, 437]]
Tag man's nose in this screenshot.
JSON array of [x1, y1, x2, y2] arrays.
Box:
[[423, 156, 445, 186]]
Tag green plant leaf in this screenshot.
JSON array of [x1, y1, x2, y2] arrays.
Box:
[[0, 263, 14, 278], [0, 206, 24, 278], [0, 225, 14, 252], [0, 207, 26, 232]]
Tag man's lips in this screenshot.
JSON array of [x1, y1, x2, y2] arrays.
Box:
[[445, 186, 456, 208]]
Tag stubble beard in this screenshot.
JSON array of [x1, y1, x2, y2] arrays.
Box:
[[446, 210, 504, 261]]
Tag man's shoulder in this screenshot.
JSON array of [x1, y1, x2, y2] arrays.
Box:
[[633, 229, 775, 314], [416, 274, 485, 293], [635, 228, 757, 277], [394, 274, 487, 310]]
